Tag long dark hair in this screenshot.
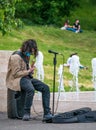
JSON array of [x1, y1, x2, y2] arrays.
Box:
[[21, 39, 38, 57]]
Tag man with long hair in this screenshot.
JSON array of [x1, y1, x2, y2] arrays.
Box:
[[6, 39, 52, 121]]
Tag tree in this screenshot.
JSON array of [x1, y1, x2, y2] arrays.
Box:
[[15, 0, 80, 26], [0, 0, 22, 35]]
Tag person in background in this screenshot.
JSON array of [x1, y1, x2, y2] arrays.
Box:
[[61, 20, 72, 30], [64, 53, 87, 92], [72, 19, 83, 33], [64, 53, 87, 69], [6, 39, 52, 121]]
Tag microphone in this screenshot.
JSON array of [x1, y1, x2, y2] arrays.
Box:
[[48, 50, 61, 55]]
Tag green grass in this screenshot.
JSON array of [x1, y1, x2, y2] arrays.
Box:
[[0, 25, 96, 91]]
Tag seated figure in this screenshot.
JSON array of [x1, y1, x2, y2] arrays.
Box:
[[61, 19, 83, 33], [61, 20, 72, 30], [72, 19, 83, 33]]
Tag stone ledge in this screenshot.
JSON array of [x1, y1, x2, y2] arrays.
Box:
[[0, 89, 96, 112]]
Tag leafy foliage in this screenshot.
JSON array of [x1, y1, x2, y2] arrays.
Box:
[[15, 0, 80, 25], [0, 0, 22, 35], [69, 0, 96, 30]]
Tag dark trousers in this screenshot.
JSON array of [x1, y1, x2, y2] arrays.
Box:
[[20, 77, 51, 115]]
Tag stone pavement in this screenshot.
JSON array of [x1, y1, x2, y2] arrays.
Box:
[[0, 111, 96, 130]]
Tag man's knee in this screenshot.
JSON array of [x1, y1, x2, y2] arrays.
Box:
[[43, 85, 50, 92]]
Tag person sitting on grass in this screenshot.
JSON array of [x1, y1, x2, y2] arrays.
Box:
[[61, 20, 72, 30], [72, 19, 83, 33]]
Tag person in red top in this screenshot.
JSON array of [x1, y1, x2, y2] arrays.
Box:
[[61, 20, 72, 30]]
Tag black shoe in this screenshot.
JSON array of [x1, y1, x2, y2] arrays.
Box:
[[22, 113, 30, 121], [43, 113, 53, 122]]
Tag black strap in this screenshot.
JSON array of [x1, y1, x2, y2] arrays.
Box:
[[12, 51, 29, 70]]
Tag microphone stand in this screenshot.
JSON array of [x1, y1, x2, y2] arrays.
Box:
[[52, 53, 57, 116]]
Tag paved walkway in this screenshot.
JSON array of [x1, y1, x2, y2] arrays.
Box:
[[0, 112, 96, 130]]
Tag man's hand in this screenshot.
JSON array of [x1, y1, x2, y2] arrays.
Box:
[[29, 66, 35, 74]]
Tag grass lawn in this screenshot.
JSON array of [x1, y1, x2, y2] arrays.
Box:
[[0, 25, 96, 91]]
